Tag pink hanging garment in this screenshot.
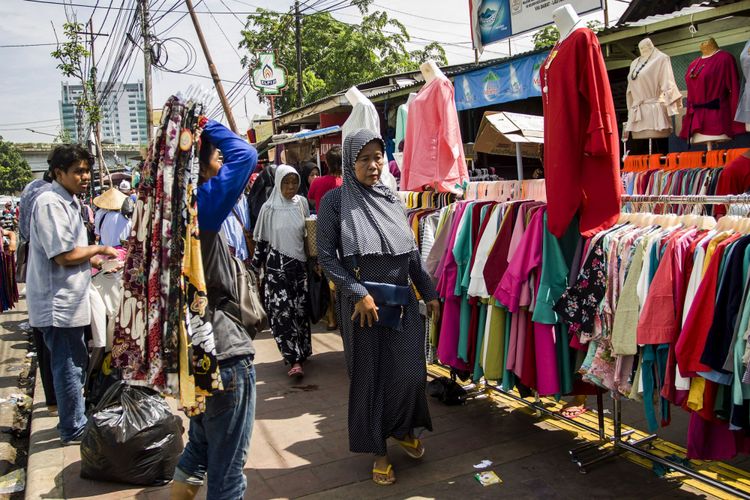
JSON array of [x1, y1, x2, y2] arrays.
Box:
[[436, 203, 470, 371], [401, 75, 469, 192]]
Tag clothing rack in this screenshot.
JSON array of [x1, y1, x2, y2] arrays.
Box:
[[425, 195, 750, 497], [622, 147, 749, 173], [622, 194, 750, 205], [562, 194, 750, 499]]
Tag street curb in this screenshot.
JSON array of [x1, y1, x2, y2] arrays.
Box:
[[25, 367, 64, 500]]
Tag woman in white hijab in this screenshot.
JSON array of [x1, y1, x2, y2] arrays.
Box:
[[251, 164, 312, 377]]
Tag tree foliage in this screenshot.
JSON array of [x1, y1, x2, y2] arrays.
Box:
[[532, 20, 605, 49], [51, 22, 101, 136], [239, 3, 448, 113], [0, 137, 34, 195]]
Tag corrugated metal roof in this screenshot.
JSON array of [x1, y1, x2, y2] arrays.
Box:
[[602, 0, 741, 34], [617, 0, 738, 24]]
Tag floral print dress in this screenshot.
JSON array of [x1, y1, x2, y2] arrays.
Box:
[[252, 240, 311, 365]]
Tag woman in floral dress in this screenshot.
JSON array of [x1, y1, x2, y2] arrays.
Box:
[[251, 164, 311, 377]]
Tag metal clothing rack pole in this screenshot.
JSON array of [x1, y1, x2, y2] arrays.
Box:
[[430, 362, 607, 440], [482, 381, 606, 440], [622, 194, 750, 205], [591, 398, 750, 499]]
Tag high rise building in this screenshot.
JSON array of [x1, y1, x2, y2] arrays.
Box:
[[59, 80, 148, 145]]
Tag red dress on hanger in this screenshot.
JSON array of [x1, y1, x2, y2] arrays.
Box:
[[540, 28, 622, 238]]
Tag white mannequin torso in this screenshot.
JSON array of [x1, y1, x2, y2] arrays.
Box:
[[552, 4, 582, 41]]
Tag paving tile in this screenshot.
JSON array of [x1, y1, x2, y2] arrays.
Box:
[[24, 314, 742, 500]]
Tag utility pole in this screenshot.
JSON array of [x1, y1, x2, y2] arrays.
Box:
[[141, 0, 154, 144], [88, 19, 106, 189], [294, 0, 303, 106], [185, 0, 238, 133]]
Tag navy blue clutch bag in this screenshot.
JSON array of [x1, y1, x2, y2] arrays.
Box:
[[351, 254, 410, 330], [362, 281, 410, 330]]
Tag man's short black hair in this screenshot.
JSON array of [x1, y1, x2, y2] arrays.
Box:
[[47, 144, 94, 178], [199, 139, 216, 166], [325, 145, 342, 175]]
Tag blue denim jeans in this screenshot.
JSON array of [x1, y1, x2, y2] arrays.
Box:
[[175, 356, 256, 500], [40, 326, 88, 442]]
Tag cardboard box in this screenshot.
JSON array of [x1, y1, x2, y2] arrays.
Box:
[[473, 111, 544, 159]]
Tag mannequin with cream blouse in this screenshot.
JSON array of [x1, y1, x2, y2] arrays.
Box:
[[624, 38, 683, 143], [693, 38, 730, 145]]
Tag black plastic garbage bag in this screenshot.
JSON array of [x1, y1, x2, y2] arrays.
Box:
[[80, 382, 184, 486]]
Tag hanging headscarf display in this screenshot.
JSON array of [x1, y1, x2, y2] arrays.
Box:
[[0, 241, 17, 312], [112, 96, 221, 413], [339, 128, 416, 258], [253, 164, 308, 262]]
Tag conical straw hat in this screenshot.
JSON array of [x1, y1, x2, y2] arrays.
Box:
[[93, 187, 127, 211]]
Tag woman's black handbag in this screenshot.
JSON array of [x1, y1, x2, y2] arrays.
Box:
[[352, 255, 410, 330], [308, 261, 329, 324]]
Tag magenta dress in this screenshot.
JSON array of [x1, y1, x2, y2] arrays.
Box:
[[436, 203, 470, 371], [494, 208, 561, 395]]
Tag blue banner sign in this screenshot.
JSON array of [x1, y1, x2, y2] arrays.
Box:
[[454, 51, 549, 111]]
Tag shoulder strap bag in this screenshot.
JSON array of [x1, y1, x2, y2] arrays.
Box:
[[351, 254, 410, 331]]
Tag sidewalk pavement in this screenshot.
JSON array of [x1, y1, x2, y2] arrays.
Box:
[[26, 325, 713, 499]]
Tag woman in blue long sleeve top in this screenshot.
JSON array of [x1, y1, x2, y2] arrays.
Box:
[[172, 118, 259, 500]]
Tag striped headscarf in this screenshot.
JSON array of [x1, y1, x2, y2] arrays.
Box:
[[340, 128, 416, 258]]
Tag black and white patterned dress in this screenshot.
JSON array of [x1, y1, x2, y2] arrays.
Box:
[[317, 188, 438, 455], [251, 240, 312, 365]]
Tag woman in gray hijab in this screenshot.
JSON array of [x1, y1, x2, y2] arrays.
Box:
[[317, 128, 440, 486]]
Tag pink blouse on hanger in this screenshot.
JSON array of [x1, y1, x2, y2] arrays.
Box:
[[401, 76, 469, 193]]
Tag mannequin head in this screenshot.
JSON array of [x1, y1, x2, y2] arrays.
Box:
[[420, 60, 445, 84], [638, 38, 655, 58], [552, 4, 580, 39], [699, 37, 720, 56], [344, 86, 368, 106], [345, 86, 368, 106]]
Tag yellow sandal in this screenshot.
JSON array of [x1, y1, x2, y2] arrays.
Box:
[[395, 436, 425, 459], [372, 463, 396, 485]]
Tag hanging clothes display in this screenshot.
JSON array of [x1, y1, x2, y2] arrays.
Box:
[[111, 96, 221, 413], [680, 49, 745, 141], [394, 93, 417, 152], [426, 195, 595, 398], [400, 74, 469, 193], [550, 211, 750, 461], [0, 237, 17, 312], [464, 180, 547, 203], [624, 47, 683, 137], [540, 27, 622, 238]]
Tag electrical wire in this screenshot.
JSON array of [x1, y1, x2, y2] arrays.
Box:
[[372, 3, 469, 25], [0, 43, 58, 47], [204, 1, 242, 59]]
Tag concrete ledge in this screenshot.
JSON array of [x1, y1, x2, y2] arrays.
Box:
[[25, 368, 64, 500]]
